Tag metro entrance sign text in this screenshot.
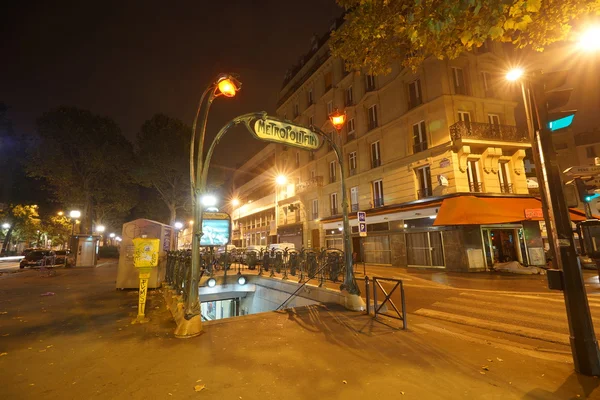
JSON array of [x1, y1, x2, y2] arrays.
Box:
[[250, 118, 321, 151]]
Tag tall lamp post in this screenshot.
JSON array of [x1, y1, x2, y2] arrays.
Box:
[[504, 28, 600, 375], [310, 109, 360, 297], [274, 175, 288, 244], [183, 74, 241, 338]]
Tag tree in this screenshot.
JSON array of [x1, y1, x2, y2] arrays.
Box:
[[134, 114, 192, 226], [0, 204, 42, 253], [27, 107, 136, 233], [330, 0, 600, 74], [42, 214, 72, 249]]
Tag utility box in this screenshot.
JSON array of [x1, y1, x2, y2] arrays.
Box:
[[70, 235, 101, 267], [115, 219, 174, 289]]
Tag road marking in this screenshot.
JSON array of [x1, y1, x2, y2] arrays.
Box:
[[430, 301, 569, 330], [414, 308, 570, 345], [415, 323, 572, 363]]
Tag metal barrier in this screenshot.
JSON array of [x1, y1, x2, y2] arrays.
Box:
[[366, 276, 407, 329]]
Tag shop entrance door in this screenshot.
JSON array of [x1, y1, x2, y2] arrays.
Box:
[[482, 226, 528, 268]]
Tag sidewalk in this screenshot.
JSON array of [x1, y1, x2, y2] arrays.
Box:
[[1, 262, 600, 399]]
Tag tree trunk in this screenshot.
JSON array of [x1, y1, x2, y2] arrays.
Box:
[[168, 203, 177, 227], [1, 226, 14, 254], [83, 190, 93, 234]]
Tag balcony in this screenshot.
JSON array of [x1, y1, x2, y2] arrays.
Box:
[[346, 132, 355, 142], [418, 187, 432, 199], [329, 175, 336, 184], [469, 182, 484, 193], [344, 98, 354, 107], [331, 207, 339, 216], [408, 98, 422, 110], [371, 158, 381, 169], [311, 212, 318, 220], [368, 120, 378, 131], [349, 168, 357, 177], [500, 182, 514, 194], [413, 141, 428, 154], [351, 203, 359, 212], [373, 197, 384, 208], [295, 176, 323, 194], [450, 121, 528, 143]]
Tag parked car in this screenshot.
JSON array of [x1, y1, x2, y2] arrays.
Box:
[[19, 250, 56, 269], [21, 248, 37, 257], [55, 250, 74, 266]]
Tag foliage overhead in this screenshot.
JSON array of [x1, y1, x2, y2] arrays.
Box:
[[134, 114, 192, 225], [27, 107, 136, 233], [331, 0, 600, 74]]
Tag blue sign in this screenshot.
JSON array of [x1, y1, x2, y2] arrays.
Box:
[[357, 212, 367, 237], [548, 114, 575, 131], [357, 211, 366, 222]]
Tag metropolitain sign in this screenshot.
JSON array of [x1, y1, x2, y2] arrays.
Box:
[[249, 118, 321, 151]]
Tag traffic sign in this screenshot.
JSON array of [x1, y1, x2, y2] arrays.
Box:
[[357, 211, 367, 237], [564, 166, 600, 177]]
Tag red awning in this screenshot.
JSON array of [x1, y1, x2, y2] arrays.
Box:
[[433, 196, 588, 226]]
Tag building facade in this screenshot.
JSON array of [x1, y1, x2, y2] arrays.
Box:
[[230, 27, 590, 272]]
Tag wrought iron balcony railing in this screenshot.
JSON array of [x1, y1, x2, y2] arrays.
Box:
[[373, 197, 384, 208], [371, 158, 381, 168], [450, 121, 528, 142], [351, 203, 359, 212], [349, 168, 357, 177], [295, 176, 323, 194], [330, 207, 339, 216], [329, 175, 336, 184], [418, 187, 432, 199], [311, 212, 319, 220], [499, 182, 514, 194], [469, 182, 484, 193]]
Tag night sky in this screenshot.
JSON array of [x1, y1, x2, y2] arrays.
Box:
[[2, 0, 342, 172]]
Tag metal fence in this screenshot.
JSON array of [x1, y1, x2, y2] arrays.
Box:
[[365, 275, 407, 329], [165, 247, 349, 293]]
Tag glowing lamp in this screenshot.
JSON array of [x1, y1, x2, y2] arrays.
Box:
[[505, 68, 524, 82], [275, 175, 287, 185], [329, 109, 347, 131], [217, 77, 239, 97], [579, 26, 600, 52]]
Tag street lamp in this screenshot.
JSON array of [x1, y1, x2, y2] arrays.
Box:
[[96, 225, 105, 233], [273, 175, 288, 245], [579, 26, 600, 52], [69, 210, 81, 236], [201, 194, 218, 207], [505, 40, 600, 374], [309, 109, 360, 297], [2, 223, 9, 229], [185, 73, 241, 337]]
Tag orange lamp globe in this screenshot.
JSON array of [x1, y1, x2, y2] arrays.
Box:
[[217, 78, 238, 97], [329, 110, 346, 131]]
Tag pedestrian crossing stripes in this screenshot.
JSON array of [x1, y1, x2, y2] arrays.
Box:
[[414, 291, 600, 346]]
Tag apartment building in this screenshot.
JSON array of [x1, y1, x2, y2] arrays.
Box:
[[230, 26, 590, 272]]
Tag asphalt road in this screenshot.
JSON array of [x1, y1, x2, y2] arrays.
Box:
[[0, 261, 20, 272]]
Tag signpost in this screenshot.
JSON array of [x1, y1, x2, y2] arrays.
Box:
[[249, 117, 321, 151], [524, 208, 544, 219], [200, 212, 231, 247], [564, 166, 600, 177], [132, 237, 160, 324], [358, 211, 367, 237]]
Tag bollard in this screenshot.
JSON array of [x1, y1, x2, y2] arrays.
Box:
[[365, 276, 370, 315]]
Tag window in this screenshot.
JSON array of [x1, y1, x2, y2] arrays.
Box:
[[311, 199, 318, 220], [482, 72, 494, 97], [416, 165, 432, 198], [368, 104, 378, 130], [451, 67, 468, 95], [467, 159, 483, 192], [458, 111, 471, 123], [293, 103, 299, 118], [310, 169, 316, 179], [349, 151, 357, 176], [350, 186, 359, 212], [308, 115, 314, 127], [586, 146, 597, 158], [488, 114, 500, 125], [308, 88, 314, 105], [371, 141, 381, 168], [345, 86, 354, 106], [309, 151, 315, 161], [324, 70, 333, 91], [346, 118, 356, 141], [408, 79, 422, 109], [498, 161, 512, 193], [295, 152, 300, 168], [365, 74, 376, 91], [412, 120, 427, 153], [327, 101, 333, 115], [329, 160, 337, 183], [372, 180, 384, 207], [330, 193, 338, 215]]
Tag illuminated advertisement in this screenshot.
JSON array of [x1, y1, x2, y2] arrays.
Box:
[[200, 213, 231, 246]]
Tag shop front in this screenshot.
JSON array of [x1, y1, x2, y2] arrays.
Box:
[[277, 223, 303, 250]]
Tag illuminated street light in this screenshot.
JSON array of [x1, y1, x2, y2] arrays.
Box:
[[57, 211, 64, 216], [109, 233, 116, 238], [174, 221, 184, 230], [207, 277, 217, 288], [69, 210, 81, 219], [96, 225, 106, 233], [2, 223, 10, 229], [275, 175, 287, 186], [216, 75, 241, 98], [115, 237, 122, 242], [231, 198, 240, 207], [189, 220, 194, 225], [505, 68, 524, 82], [579, 26, 600, 52], [201, 194, 218, 207], [329, 109, 347, 132]]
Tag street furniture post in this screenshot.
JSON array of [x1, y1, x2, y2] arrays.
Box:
[[132, 237, 160, 324]]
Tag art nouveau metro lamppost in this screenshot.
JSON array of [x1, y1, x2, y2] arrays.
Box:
[[183, 73, 241, 338], [274, 175, 288, 244], [309, 109, 360, 296]]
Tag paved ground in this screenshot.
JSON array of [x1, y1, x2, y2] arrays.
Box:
[[0, 260, 20, 272], [2, 262, 600, 399]]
